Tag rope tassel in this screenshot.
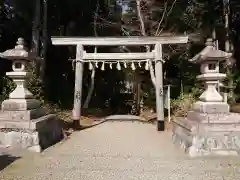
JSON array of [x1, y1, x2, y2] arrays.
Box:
[[138, 61, 141, 68], [95, 61, 98, 68], [101, 62, 105, 71], [117, 61, 121, 70], [89, 62, 93, 70], [124, 62, 127, 68], [145, 60, 149, 70], [131, 62, 136, 71]]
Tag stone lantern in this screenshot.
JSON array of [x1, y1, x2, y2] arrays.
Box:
[[189, 38, 232, 113], [172, 38, 240, 157], [1, 38, 40, 110], [0, 38, 62, 152]]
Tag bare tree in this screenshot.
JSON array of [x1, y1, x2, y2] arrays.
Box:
[[135, 0, 177, 87]]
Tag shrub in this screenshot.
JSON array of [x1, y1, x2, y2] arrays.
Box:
[[0, 76, 15, 103], [26, 62, 45, 104], [171, 87, 202, 117]]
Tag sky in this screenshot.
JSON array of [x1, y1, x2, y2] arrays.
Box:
[[117, 0, 130, 14]]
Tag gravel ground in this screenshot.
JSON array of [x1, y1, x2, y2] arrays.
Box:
[[1, 121, 240, 180]]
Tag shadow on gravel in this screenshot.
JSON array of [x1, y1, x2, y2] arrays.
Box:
[[0, 154, 20, 171]]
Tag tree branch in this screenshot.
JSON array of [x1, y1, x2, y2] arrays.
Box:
[[155, 0, 168, 36], [136, 0, 147, 36], [155, 0, 177, 36]]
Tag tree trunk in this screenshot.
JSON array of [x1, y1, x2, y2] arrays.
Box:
[[41, 0, 48, 80], [223, 0, 234, 102], [83, 2, 99, 108], [136, 0, 156, 87], [32, 0, 41, 75], [83, 49, 96, 108]]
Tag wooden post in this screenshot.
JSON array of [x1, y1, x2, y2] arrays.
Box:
[[167, 85, 171, 123], [154, 43, 165, 131], [72, 44, 84, 122]]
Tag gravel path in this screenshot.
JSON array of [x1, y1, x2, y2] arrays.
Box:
[[1, 121, 240, 180]]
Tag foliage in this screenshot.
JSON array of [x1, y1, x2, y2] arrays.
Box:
[[0, 76, 15, 103], [171, 87, 203, 117], [26, 62, 44, 103]]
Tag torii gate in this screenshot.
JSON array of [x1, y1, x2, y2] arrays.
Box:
[[51, 36, 188, 131]]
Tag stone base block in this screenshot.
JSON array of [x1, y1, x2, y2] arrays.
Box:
[[0, 108, 47, 121], [187, 111, 240, 124], [172, 114, 240, 157], [1, 98, 41, 111], [192, 101, 229, 114], [0, 114, 63, 152]]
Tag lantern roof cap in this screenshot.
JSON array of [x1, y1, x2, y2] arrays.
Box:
[[0, 38, 31, 60], [189, 38, 232, 64]]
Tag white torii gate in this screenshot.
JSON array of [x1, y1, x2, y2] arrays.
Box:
[[51, 36, 188, 131]]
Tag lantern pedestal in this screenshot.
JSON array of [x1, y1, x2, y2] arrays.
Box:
[[1, 71, 41, 111], [172, 112, 240, 157], [0, 38, 63, 152], [6, 71, 33, 99]]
